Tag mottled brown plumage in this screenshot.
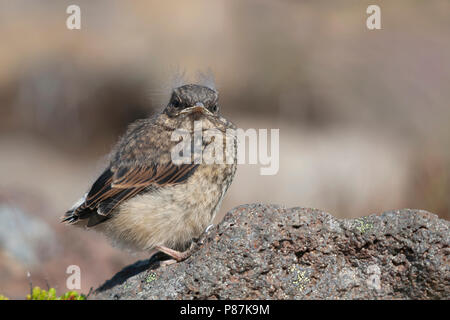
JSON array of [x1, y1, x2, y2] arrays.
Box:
[[62, 84, 237, 261]]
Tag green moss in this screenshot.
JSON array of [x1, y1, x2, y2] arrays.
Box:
[[23, 286, 86, 300]]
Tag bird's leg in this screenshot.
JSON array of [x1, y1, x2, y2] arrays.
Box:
[[148, 251, 170, 265], [154, 225, 215, 264], [155, 245, 192, 262]]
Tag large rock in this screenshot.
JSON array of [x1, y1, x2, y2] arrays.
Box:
[[94, 204, 449, 299]]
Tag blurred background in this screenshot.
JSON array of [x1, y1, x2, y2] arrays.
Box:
[[0, 0, 449, 298]]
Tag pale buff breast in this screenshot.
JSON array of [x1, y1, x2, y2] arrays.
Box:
[[96, 163, 236, 252]]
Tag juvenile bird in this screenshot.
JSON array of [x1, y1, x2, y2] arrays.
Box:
[[62, 84, 237, 263]]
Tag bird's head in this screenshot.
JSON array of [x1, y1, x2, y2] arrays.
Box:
[[164, 84, 219, 117]]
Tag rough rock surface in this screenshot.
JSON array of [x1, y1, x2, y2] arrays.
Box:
[[94, 204, 449, 299]]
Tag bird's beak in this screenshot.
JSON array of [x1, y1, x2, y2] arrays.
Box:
[[180, 102, 213, 116]]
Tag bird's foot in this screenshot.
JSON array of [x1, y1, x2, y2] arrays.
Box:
[[155, 245, 192, 262], [148, 251, 170, 266], [205, 224, 214, 233], [159, 259, 178, 266], [152, 225, 215, 265]]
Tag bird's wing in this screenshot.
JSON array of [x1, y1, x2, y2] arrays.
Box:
[[63, 162, 198, 227], [88, 162, 198, 214], [62, 119, 199, 227]]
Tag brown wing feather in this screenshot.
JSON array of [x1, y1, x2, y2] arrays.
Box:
[[65, 117, 200, 226], [68, 163, 198, 226], [112, 163, 198, 188]]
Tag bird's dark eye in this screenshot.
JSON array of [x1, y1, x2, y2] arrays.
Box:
[[172, 100, 182, 109], [210, 104, 218, 112]]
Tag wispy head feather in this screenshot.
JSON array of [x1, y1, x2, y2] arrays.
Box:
[[171, 68, 188, 90], [196, 69, 216, 91], [146, 68, 217, 111]]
